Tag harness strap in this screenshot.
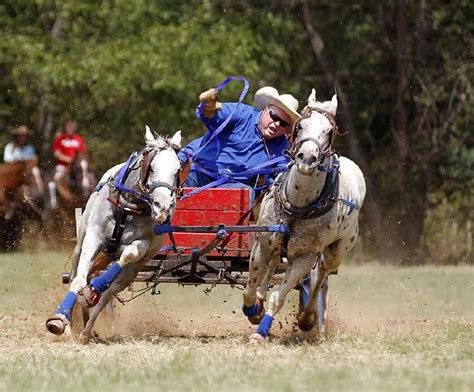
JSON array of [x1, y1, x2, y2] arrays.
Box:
[[140, 149, 157, 186], [114, 152, 150, 204], [148, 181, 174, 192], [218, 190, 267, 249], [106, 206, 129, 255], [278, 155, 340, 219], [338, 198, 359, 214]]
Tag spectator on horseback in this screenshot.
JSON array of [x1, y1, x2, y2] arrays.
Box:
[[4, 125, 44, 193], [51, 120, 89, 204], [4, 125, 37, 163], [178, 85, 300, 193]]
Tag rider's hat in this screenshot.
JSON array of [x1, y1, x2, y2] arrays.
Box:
[[254, 86, 301, 123], [10, 125, 32, 136]]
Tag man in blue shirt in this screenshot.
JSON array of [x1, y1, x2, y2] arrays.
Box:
[[178, 86, 300, 190]]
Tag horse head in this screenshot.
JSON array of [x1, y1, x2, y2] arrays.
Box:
[[141, 126, 187, 223], [290, 89, 339, 175]]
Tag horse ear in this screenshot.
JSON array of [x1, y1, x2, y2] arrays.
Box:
[[308, 88, 317, 107], [328, 94, 338, 115], [145, 125, 155, 142], [170, 130, 182, 150]]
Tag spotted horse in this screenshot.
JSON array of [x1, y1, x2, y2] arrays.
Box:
[[242, 89, 366, 341]]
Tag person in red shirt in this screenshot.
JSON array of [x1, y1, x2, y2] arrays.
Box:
[[51, 120, 89, 204]]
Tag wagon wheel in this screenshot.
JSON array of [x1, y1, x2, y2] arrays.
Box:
[[317, 276, 329, 332], [298, 269, 329, 333]]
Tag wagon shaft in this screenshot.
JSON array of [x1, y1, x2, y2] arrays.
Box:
[[137, 255, 288, 286]]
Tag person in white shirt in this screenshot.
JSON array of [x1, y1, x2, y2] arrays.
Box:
[[4, 125, 37, 162], [3, 125, 44, 193]]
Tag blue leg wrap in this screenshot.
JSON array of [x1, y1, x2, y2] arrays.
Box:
[[90, 262, 122, 293], [242, 302, 260, 317], [56, 291, 77, 321], [256, 314, 274, 338]]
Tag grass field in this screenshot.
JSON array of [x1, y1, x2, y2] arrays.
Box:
[[0, 251, 472, 391]]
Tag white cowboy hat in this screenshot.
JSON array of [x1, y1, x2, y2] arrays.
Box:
[[254, 86, 301, 123]]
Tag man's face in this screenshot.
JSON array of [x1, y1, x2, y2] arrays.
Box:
[[260, 105, 292, 140], [14, 134, 29, 146], [64, 121, 77, 135]]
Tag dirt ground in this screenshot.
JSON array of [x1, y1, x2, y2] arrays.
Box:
[[1, 251, 472, 391]]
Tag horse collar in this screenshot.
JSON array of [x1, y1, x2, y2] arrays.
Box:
[[277, 155, 339, 220]]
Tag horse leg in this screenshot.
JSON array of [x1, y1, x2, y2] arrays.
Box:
[[242, 234, 278, 323], [79, 261, 144, 343], [249, 255, 313, 342], [255, 251, 281, 304], [78, 287, 115, 344], [297, 237, 349, 332], [46, 228, 106, 335], [79, 238, 150, 304]]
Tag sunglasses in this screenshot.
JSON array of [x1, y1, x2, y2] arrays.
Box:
[[268, 108, 290, 128]]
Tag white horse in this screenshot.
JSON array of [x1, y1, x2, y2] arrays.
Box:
[[46, 127, 188, 342], [242, 90, 366, 341]]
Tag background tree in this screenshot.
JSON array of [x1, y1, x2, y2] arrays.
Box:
[[1, 0, 472, 264]]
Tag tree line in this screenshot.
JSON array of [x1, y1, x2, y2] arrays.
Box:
[[1, 1, 472, 264]]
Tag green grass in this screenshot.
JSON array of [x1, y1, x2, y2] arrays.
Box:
[[0, 251, 472, 391]]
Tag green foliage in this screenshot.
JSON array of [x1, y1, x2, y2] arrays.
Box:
[[0, 0, 472, 262]]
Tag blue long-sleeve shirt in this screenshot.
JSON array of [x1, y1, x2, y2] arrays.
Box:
[[178, 102, 289, 186]]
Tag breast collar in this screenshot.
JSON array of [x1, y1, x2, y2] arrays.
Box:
[[275, 154, 339, 220]]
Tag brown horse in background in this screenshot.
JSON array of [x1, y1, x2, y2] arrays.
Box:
[[0, 161, 30, 210], [0, 160, 44, 250]]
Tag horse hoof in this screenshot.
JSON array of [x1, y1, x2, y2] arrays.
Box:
[[45, 315, 67, 335], [297, 312, 316, 332], [247, 332, 267, 344], [78, 333, 91, 345], [247, 298, 265, 325], [77, 285, 101, 308]]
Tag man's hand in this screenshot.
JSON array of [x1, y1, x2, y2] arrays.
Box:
[[199, 88, 222, 118], [54, 151, 73, 164]]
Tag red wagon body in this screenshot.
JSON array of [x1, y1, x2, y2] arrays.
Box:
[[159, 187, 254, 257]]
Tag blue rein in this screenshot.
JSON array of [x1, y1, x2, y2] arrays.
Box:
[[181, 76, 289, 199], [114, 151, 151, 204]]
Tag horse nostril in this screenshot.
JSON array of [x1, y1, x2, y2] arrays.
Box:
[[308, 155, 317, 165], [296, 152, 304, 161]]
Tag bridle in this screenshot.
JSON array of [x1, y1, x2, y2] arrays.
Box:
[[138, 144, 191, 204], [108, 141, 190, 215], [272, 105, 345, 223], [288, 106, 344, 164], [105, 140, 190, 255]]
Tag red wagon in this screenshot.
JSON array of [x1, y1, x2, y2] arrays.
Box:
[[136, 187, 288, 287]]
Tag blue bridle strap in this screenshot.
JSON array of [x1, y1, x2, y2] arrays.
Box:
[[114, 151, 150, 204]]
